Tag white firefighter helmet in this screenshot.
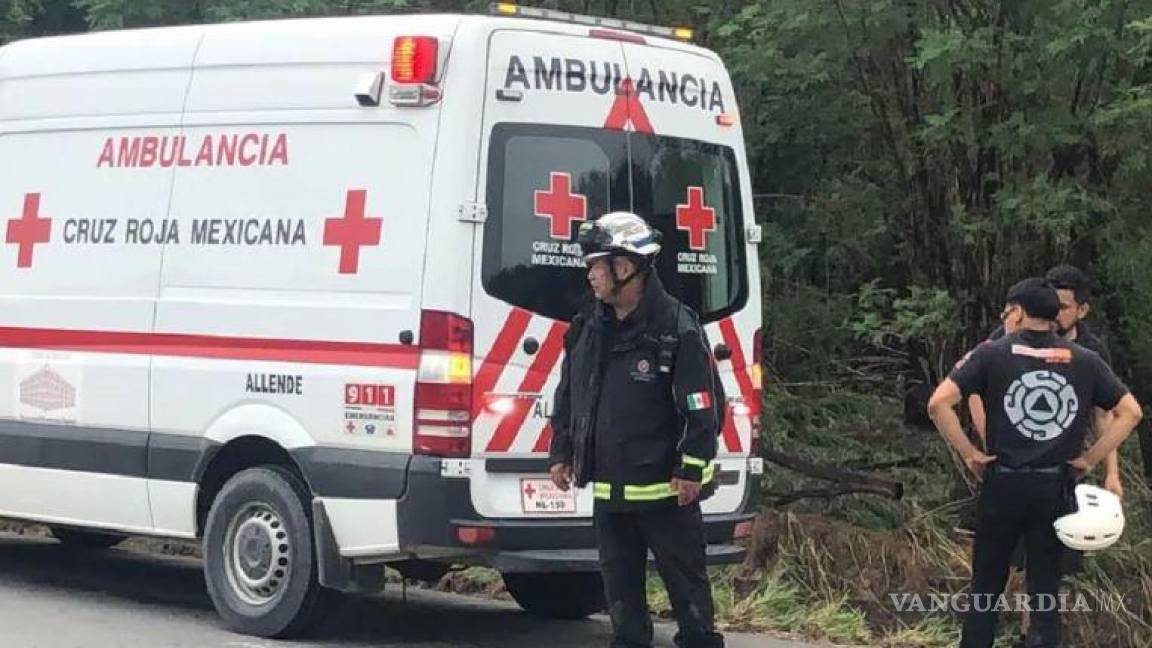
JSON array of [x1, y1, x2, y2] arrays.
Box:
[[1053, 484, 1125, 551], [577, 212, 662, 262]]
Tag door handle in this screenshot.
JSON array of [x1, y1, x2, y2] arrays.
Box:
[[713, 343, 732, 361], [523, 337, 540, 355]]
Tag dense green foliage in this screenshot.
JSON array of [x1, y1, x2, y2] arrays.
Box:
[[7, 0, 1152, 443]]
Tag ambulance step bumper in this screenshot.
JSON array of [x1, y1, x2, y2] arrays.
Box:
[[396, 456, 759, 554], [487, 544, 747, 573]]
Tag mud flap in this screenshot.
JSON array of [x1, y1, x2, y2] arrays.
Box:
[[312, 500, 387, 594]]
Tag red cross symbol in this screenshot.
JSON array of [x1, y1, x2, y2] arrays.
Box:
[[6, 193, 52, 269], [534, 172, 587, 240], [523, 482, 537, 498], [603, 78, 654, 134], [676, 186, 717, 251], [324, 189, 382, 275], [345, 420, 356, 434]]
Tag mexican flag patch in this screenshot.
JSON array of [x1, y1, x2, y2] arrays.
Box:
[[686, 391, 712, 411]]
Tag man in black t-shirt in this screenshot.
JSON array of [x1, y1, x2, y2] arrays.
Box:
[[968, 267, 1123, 646], [973, 265, 1122, 497], [927, 278, 1143, 648]]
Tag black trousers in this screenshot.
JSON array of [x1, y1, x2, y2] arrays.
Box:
[[961, 471, 1070, 648], [595, 502, 724, 648]]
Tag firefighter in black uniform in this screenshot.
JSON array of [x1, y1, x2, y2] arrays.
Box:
[[548, 212, 725, 648], [927, 278, 1143, 648]]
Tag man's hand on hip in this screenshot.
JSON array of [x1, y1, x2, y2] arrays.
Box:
[[671, 478, 701, 506], [549, 463, 573, 491]]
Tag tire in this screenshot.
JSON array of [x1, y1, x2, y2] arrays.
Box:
[[203, 465, 328, 638], [49, 527, 126, 550], [503, 571, 605, 620]]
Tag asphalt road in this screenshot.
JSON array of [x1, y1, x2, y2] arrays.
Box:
[[0, 533, 828, 648]]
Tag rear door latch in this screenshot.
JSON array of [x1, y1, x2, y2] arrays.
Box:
[[458, 202, 488, 224]]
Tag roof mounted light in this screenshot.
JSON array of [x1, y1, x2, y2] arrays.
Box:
[[392, 36, 438, 84], [389, 36, 442, 107], [489, 3, 694, 42]]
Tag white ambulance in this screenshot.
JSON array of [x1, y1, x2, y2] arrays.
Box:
[[0, 3, 764, 637]]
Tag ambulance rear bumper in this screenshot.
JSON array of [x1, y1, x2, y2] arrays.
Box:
[[395, 456, 758, 570], [485, 544, 747, 573]]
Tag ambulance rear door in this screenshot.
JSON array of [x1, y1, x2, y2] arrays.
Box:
[[468, 29, 630, 519], [616, 40, 762, 517]]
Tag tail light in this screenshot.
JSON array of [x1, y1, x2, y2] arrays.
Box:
[[414, 310, 473, 457], [750, 327, 764, 456], [389, 36, 441, 106]]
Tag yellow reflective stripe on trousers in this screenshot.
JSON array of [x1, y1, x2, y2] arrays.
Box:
[[594, 463, 717, 502], [624, 482, 677, 501]]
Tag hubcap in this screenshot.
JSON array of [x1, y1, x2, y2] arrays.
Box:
[[223, 503, 291, 606]]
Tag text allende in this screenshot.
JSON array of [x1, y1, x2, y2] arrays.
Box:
[[246, 373, 303, 396]]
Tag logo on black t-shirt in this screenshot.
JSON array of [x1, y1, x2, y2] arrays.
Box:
[[1003, 370, 1080, 441]]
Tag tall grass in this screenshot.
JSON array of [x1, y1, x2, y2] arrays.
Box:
[[750, 387, 1152, 647]]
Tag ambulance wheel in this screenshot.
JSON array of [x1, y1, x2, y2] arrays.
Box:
[[503, 571, 605, 619], [203, 465, 328, 638], [49, 527, 126, 550]]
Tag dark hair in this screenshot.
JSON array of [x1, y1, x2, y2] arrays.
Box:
[[1045, 264, 1092, 304], [1006, 277, 1060, 321]]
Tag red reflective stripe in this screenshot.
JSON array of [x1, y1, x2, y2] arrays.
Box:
[[718, 318, 757, 452], [720, 403, 738, 453], [485, 321, 568, 453], [0, 326, 419, 368], [532, 421, 553, 453], [471, 308, 532, 419]]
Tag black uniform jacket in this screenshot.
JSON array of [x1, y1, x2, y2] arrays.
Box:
[[548, 273, 723, 510]]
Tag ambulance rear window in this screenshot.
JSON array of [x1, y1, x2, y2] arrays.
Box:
[[482, 123, 748, 323]]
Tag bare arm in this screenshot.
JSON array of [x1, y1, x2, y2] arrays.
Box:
[[1095, 409, 1123, 496], [968, 394, 987, 446], [1075, 394, 1143, 471], [929, 379, 996, 478]]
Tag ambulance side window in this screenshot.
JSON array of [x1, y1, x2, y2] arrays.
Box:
[[482, 123, 628, 322]]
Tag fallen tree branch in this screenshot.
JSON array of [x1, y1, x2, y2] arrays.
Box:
[[762, 448, 905, 500], [763, 485, 900, 507], [843, 456, 931, 472]]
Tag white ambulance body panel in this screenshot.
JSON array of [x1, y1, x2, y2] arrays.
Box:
[[0, 27, 200, 530], [0, 11, 762, 615]]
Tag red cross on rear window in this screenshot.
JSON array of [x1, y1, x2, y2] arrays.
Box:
[[534, 172, 587, 240], [676, 186, 717, 251]]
